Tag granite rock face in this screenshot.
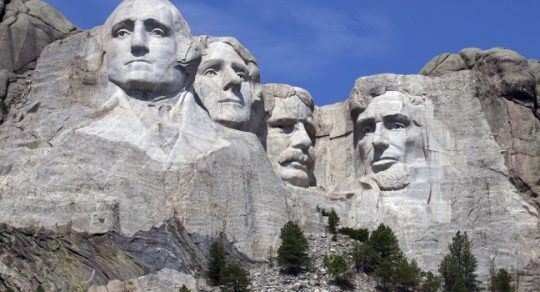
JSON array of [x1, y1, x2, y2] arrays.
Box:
[[0, 1, 538, 291], [0, 0, 77, 122]]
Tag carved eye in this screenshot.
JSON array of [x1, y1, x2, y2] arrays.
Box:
[[362, 125, 374, 133], [116, 29, 131, 38], [389, 122, 406, 130], [277, 125, 294, 134], [151, 28, 166, 37], [236, 71, 247, 80], [204, 69, 218, 77]]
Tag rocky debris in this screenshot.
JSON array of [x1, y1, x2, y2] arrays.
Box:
[[249, 233, 377, 292], [0, 0, 77, 122]]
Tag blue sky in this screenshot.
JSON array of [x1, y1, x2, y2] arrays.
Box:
[[45, 0, 540, 106]]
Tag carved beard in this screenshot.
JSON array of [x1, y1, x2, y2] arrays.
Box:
[[370, 163, 410, 191]]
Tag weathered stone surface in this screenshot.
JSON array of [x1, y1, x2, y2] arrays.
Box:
[[0, 0, 76, 122], [421, 48, 540, 204]]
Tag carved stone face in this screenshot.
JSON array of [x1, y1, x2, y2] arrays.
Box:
[[266, 96, 315, 187], [105, 1, 184, 97], [355, 91, 424, 190], [194, 42, 253, 130]]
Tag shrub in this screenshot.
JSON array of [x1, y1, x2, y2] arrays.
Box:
[[490, 268, 514, 292], [323, 254, 354, 288], [439, 231, 478, 292], [327, 209, 340, 234], [206, 239, 226, 285], [220, 262, 251, 292], [179, 284, 191, 292], [339, 227, 369, 242], [277, 221, 310, 274]]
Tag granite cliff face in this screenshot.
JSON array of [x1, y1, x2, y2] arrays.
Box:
[[0, 1, 538, 291]]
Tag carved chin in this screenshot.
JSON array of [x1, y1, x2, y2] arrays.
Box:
[[279, 167, 310, 188], [371, 163, 410, 191]]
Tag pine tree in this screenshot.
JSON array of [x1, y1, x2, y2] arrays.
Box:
[[422, 271, 442, 292], [220, 262, 251, 292], [439, 231, 478, 292], [323, 254, 354, 288], [490, 268, 514, 292], [327, 209, 340, 234], [394, 258, 421, 289], [369, 223, 403, 264], [207, 239, 226, 285], [277, 221, 310, 274], [179, 284, 191, 292], [352, 242, 380, 273]]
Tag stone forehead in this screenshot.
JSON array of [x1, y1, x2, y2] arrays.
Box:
[[358, 92, 405, 119], [267, 94, 314, 123], [203, 42, 244, 62], [104, 0, 191, 38], [262, 83, 314, 114]]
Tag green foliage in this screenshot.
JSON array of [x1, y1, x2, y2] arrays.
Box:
[[6, 288, 15, 292], [439, 231, 478, 292], [327, 209, 340, 234], [339, 227, 369, 242], [323, 254, 354, 288], [220, 262, 251, 292], [352, 242, 380, 273], [369, 224, 403, 263], [490, 268, 514, 292], [206, 240, 226, 285], [36, 286, 45, 292], [422, 271, 442, 292], [179, 284, 191, 292], [277, 221, 310, 274], [394, 258, 421, 289]]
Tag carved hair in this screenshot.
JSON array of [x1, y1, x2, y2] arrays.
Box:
[[261, 83, 314, 115]]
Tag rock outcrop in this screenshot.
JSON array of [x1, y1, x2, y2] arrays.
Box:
[[0, 0, 77, 122]]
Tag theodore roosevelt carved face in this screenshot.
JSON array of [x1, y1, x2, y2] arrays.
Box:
[[263, 84, 315, 188], [354, 90, 425, 190], [103, 0, 193, 99], [194, 37, 259, 130]]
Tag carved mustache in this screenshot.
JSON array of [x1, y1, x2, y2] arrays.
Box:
[[278, 148, 313, 170]]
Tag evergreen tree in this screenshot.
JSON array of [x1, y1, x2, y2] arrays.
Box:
[[339, 227, 369, 242], [439, 231, 478, 292], [323, 254, 354, 288], [179, 284, 191, 292], [352, 242, 380, 273], [277, 221, 310, 274], [220, 262, 251, 292], [36, 286, 45, 292], [327, 209, 340, 234], [206, 239, 226, 285], [490, 268, 514, 292], [422, 271, 442, 292], [394, 258, 421, 289], [369, 223, 403, 263]]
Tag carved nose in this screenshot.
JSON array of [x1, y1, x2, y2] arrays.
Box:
[[131, 24, 149, 55], [222, 68, 242, 92], [291, 123, 312, 150], [371, 125, 389, 149]]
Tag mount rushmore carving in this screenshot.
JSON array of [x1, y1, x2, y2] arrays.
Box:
[[0, 0, 538, 291]]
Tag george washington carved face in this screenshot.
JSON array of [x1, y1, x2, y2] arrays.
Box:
[[104, 0, 193, 99]]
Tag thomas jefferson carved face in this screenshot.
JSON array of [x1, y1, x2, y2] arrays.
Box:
[[194, 42, 253, 130], [265, 87, 315, 188], [355, 91, 424, 190], [105, 0, 186, 98]]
